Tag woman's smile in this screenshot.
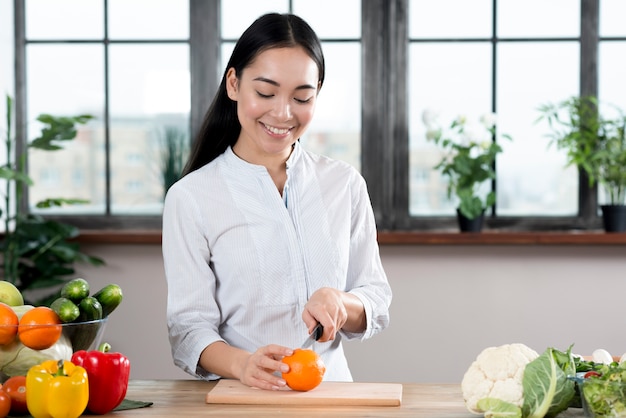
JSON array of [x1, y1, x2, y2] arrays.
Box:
[[261, 122, 293, 137]]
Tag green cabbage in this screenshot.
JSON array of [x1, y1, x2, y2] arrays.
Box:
[[0, 331, 73, 377], [522, 347, 576, 418]]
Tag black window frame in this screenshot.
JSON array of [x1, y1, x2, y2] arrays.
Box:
[[11, 0, 615, 233]]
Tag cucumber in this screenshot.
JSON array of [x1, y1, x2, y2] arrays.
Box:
[[60, 278, 90, 303], [70, 296, 104, 351], [50, 297, 80, 323], [77, 296, 103, 321], [93, 284, 123, 317]]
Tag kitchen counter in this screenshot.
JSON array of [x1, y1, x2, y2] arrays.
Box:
[[108, 380, 586, 417]]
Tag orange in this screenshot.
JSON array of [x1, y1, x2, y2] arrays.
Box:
[[18, 306, 62, 350], [0, 302, 19, 345], [281, 348, 326, 392]]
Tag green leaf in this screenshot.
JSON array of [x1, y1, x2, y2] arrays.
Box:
[[477, 398, 522, 418], [0, 166, 34, 185], [522, 348, 576, 418], [35, 197, 90, 208], [29, 114, 93, 151]]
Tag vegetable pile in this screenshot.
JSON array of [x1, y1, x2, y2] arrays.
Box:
[[1, 278, 130, 417], [0, 278, 123, 377], [51, 278, 123, 323], [462, 343, 625, 418]]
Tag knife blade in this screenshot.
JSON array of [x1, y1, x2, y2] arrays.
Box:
[[301, 323, 324, 349]]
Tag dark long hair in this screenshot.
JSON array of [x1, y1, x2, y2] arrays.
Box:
[[182, 13, 325, 176]]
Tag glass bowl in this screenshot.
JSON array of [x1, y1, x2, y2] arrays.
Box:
[[0, 318, 108, 382], [580, 378, 626, 417]]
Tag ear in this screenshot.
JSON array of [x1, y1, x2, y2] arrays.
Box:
[[226, 68, 239, 101]]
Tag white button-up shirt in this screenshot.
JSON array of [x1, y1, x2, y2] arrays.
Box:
[[162, 142, 392, 381]]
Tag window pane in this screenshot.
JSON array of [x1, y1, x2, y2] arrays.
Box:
[[496, 42, 579, 216], [26, 44, 105, 214], [497, 0, 580, 38], [598, 41, 626, 206], [1, 0, 13, 104], [293, 0, 360, 39], [600, 0, 626, 37], [408, 43, 492, 216], [301, 43, 361, 171], [109, 44, 190, 215], [409, 0, 492, 39], [221, 0, 289, 39], [25, 0, 103, 39], [599, 42, 626, 111], [109, 0, 189, 40]]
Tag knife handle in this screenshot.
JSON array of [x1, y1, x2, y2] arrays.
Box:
[[312, 323, 324, 340]]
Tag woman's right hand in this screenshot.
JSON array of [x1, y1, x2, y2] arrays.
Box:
[[238, 344, 294, 390]]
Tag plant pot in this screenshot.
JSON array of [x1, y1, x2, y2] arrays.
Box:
[[456, 209, 485, 233], [600, 204, 626, 233]]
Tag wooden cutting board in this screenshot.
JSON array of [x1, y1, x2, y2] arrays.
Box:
[[206, 379, 403, 406]]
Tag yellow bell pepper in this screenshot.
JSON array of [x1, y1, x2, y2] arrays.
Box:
[[26, 359, 89, 418]]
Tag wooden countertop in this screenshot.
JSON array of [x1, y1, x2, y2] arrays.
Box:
[[108, 380, 586, 417]]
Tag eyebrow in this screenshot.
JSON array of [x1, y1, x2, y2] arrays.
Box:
[[253, 76, 316, 91]]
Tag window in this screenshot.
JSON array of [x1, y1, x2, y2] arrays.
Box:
[[10, 0, 624, 233], [408, 0, 581, 218], [18, 0, 190, 226], [374, 0, 621, 231]]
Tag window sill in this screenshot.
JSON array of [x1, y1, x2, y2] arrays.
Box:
[[75, 229, 626, 246], [377, 230, 626, 245]]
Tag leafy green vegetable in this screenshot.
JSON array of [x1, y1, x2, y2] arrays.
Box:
[[581, 362, 626, 416], [477, 398, 522, 418], [522, 347, 576, 418]]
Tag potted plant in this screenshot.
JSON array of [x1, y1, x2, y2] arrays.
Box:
[[1, 95, 105, 305], [422, 110, 510, 232], [538, 96, 626, 232]]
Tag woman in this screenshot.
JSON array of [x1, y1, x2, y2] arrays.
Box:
[[162, 13, 391, 391]]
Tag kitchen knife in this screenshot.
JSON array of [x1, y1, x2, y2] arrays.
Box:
[[301, 323, 323, 349]]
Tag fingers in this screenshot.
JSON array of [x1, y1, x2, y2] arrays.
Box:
[[303, 287, 348, 342], [240, 345, 293, 390]]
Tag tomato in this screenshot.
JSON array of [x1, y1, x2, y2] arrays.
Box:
[[2, 375, 28, 415], [584, 371, 602, 379], [0, 390, 11, 418]]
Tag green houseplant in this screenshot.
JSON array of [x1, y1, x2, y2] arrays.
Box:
[[423, 110, 510, 232], [538, 96, 626, 232], [158, 125, 189, 199], [1, 95, 104, 305]]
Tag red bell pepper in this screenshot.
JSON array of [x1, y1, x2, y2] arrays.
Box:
[[71, 342, 131, 414]]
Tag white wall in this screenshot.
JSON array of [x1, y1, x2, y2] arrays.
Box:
[[75, 243, 626, 383]]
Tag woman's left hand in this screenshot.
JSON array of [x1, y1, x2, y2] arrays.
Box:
[[302, 287, 348, 342]]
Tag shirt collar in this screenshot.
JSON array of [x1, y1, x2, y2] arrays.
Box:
[[224, 141, 302, 172]]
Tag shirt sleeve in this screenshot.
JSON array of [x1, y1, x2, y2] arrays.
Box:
[[162, 183, 225, 379], [342, 172, 392, 341]]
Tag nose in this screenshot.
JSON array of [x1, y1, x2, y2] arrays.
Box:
[[272, 96, 292, 121]]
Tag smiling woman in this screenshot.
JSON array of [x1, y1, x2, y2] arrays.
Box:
[[162, 12, 391, 392], [225, 46, 320, 192]]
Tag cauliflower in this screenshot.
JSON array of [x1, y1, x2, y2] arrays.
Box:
[[461, 343, 539, 415]]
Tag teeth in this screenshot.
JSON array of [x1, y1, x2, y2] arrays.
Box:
[[264, 123, 289, 135]]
